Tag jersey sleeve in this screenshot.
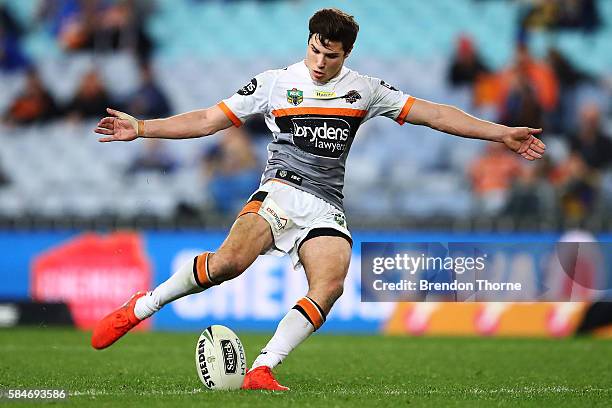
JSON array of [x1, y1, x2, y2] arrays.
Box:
[[217, 70, 277, 127], [364, 77, 416, 125]]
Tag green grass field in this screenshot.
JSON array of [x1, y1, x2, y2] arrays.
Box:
[[0, 328, 610, 407]]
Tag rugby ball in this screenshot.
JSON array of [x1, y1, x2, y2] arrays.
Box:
[[195, 325, 247, 390]]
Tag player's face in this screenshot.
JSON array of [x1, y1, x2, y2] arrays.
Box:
[[305, 35, 348, 83]]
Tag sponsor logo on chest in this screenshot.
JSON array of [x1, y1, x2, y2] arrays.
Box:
[[291, 117, 351, 158], [313, 90, 336, 98]]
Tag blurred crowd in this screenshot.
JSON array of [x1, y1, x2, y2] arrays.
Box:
[[447, 1, 611, 224], [518, 0, 601, 32], [1, 0, 611, 225], [1, 0, 159, 123], [0, 0, 264, 216]]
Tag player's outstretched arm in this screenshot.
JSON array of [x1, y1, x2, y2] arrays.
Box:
[[406, 98, 546, 161], [94, 105, 233, 142]]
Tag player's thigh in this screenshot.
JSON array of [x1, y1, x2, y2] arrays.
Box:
[[298, 235, 352, 313], [210, 213, 274, 277]]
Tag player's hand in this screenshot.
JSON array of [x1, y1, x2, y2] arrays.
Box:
[[501, 127, 546, 161], [94, 108, 140, 142]]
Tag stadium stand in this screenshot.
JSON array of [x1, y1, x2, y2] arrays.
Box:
[[0, 0, 611, 230]]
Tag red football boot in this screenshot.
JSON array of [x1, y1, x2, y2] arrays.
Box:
[[242, 366, 289, 391], [91, 291, 146, 350]]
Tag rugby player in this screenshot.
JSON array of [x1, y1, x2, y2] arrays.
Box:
[[91, 8, 546, 391]]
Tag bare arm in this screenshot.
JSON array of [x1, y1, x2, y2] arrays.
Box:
[[407, 98, 546, 161], [94, 105, 233, 142]]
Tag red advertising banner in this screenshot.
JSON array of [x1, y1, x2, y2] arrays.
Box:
[[31, 232, 152, 330]]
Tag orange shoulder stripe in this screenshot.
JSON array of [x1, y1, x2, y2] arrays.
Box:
[[396, 96, 416, 125], [217, 101, 242, 127]]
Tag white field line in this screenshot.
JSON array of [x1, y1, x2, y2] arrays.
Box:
[[68, 386, 610, 397], [71, 388, 205, 397], [305, 386, 610, 396]]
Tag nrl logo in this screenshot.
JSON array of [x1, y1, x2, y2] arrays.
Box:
[[287, 88, 303, 106], [344, 90, 361, 104]]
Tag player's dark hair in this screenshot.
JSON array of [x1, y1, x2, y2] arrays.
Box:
[[308, 8, 359, 54]]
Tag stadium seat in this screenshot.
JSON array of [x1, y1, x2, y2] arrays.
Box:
[[2, 0, 611, 220]]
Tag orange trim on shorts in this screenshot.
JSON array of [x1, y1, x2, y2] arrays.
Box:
[[296, 297, 325, 330], [272, 107, 367, 118], [238, 199, 263, 218], [217, 102, 242, 127], [195, 252, 216, 287], [396, 96, 416, 125]]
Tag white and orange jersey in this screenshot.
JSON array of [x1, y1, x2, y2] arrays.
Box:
[[218, 60, 415, 210]]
